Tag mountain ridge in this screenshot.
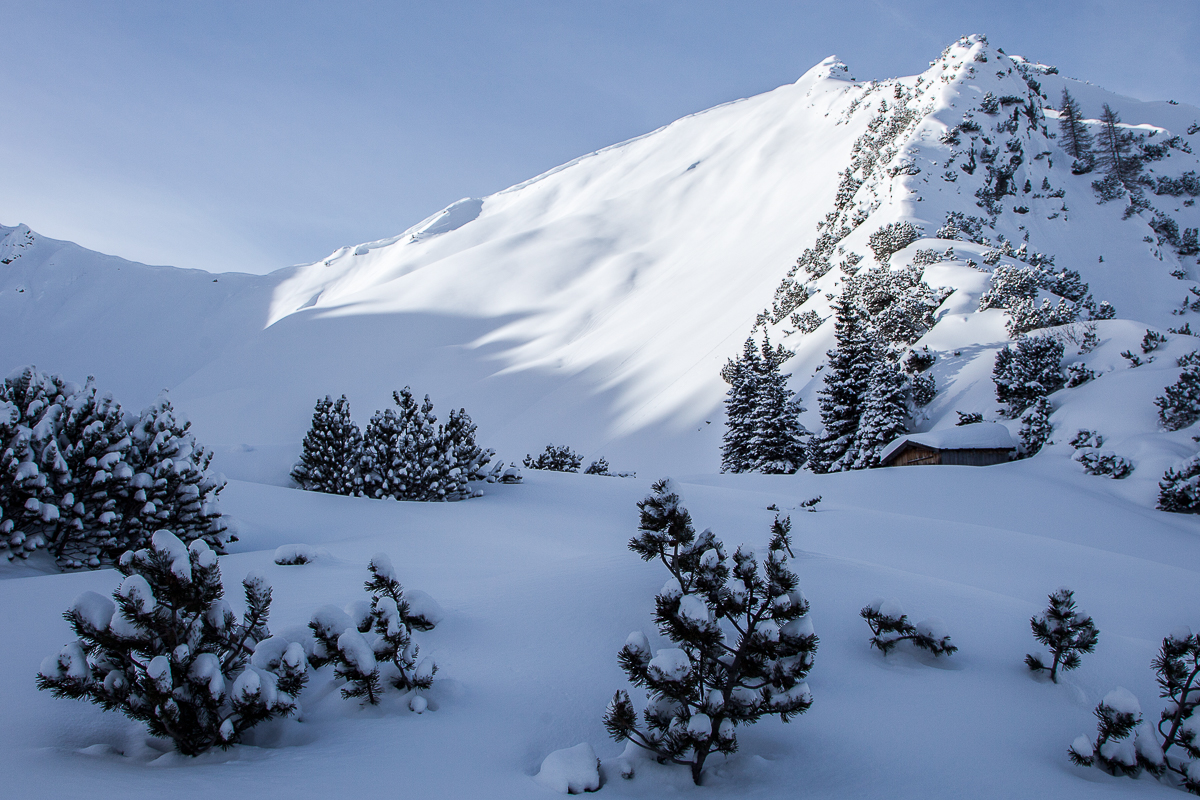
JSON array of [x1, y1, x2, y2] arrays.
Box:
[[2, 34, 1199, 492]]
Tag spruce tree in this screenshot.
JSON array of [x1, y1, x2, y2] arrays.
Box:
[[1057, 89, 1094, 170], [808, 296, 878, 473], [292, 395, 363, 495], [720, 337, 763, 473], [603, 480, 817, 785], [37, 530, 306, 755], [852, 361, 908, 469], [750, 335, 808, 473], [1025, 588, 1099, 682]]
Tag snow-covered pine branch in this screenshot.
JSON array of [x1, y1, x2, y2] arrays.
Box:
[[860, 598, 957, 657]]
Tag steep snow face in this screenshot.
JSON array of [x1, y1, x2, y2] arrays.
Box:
[[164, 56, 871, 473], [3, 35, 1200, 483], [0, 224, 276, 408]]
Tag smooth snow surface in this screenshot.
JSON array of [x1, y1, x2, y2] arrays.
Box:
[[3, 467, 1198, 798]]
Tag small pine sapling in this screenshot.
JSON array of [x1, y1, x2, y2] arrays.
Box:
[[1069, 688, 1163, 777], [308, 554, 439, 706], [860, 599, 957, 657], [799, 496, 822, 512], [1143, 330, 1168, 354], [1122, 350, 1145, 368], [364, 554, 438, 693], [1026, 588, 1099, 683], [37, 530, 306, 755], [956, 411, 984, 426], [1152, 627, 1200, 789], [603, 480, 817, 785]]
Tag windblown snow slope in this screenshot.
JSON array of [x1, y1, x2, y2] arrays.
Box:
[[2, 36, 1200, 487]]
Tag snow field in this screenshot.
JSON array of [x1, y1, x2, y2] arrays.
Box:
[[0, 465, 1196, 798]]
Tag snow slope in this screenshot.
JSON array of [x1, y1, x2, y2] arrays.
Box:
[[4, 467, 1199, 798], [3, 37, 1200, 486]]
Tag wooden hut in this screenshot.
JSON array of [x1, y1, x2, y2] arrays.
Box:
[[879, 423, 1016, 467]]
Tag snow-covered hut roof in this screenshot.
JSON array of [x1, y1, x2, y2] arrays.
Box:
[[879, 423, 1016, 464]]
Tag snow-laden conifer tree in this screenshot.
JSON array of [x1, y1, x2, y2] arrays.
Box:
[[993, 335, 1065, 416], [1159, 454, 1200, 513], [439, 407, 493, 485], [751, 336, 808, 473], [604, 480, 817, 785], [852, 362, 908, 469], [1025, 588, 1098, 683], [1149, 627, 1200, 790], [0, 368, 229, 568], [722, 333, 807, 474], [360, 405, 406, 499], [720, 337, 763, 473], [359, 388, 472, 501], [37, 530, 306, 755], [53, 379, 130, 566], [524, 444, 583, 472], [292, 395, 363, 495], [808, 296, 878, 472], [1157, 362, 1200, 431], [115, 394, 231, 557], [309, 553, 439, 706], [1019, 396, 1054, 456]]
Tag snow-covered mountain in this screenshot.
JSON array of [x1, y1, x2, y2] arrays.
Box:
[[7, 34, 1200, 800], [3, 34, 1199, 490]]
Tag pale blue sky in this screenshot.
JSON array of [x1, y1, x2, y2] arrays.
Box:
[[1, 1, 1196, 274]]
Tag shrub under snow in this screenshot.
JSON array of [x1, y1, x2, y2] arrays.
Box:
[[308, 553, 440, 706], [37, 530, 305, 755]]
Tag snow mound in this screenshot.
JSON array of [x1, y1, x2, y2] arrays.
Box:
[[274, 544, 317, 565], [534, 742, 600, 794]]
